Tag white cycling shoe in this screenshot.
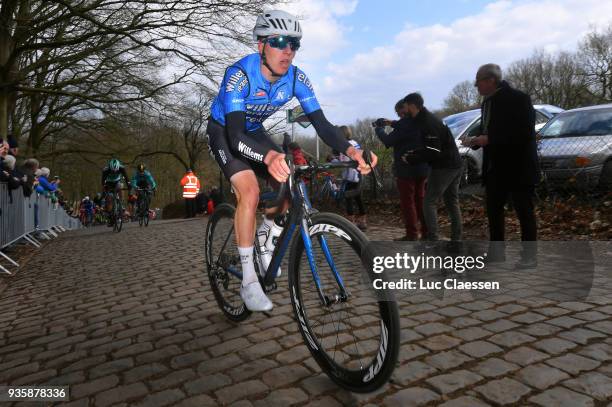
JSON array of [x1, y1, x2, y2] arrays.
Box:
[[240, 281, 273, 312]]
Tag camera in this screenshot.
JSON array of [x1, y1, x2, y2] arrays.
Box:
[[372, 118, 386, 128]]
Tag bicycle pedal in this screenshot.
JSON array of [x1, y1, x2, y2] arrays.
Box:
[[264, 282, 277, 292]]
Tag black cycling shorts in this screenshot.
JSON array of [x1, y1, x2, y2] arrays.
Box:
[[206, 119, 281, 180], [103, 181, 121, 193]]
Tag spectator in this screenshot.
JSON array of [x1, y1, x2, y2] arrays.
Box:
[[2, 154, 27, 190], [465, 63, 538, 265], [374, 99, 430, 240], [35, 167, 58, 196], [196, 190, 210, 214], [1, 154, 25, 190], [7, 134, 18, 157], [180, 169, 200, 218], [288, 141, 308, 165], [403, 92, 463, 242], [0, 139, 8, 165], [207, 197, 215, 214], [338, 126, 367, 230], [19, 158, 39, 197]]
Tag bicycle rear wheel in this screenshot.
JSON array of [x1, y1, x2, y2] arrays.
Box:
[[205, 203, 251, 322], [288, 212, 399, 392]]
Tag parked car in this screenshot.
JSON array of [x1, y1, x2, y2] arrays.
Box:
[[443, 104, 564, 186], [537, 103, 612, 191]]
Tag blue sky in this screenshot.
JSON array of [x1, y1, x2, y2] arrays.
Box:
[[277, 0, 612, 128], [335, 0, 496, 59]]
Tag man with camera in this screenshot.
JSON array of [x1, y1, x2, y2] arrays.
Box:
[[373, 99, 430, 241], [401, 93, 463, 242]]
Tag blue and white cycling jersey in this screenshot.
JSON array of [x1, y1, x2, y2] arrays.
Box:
[[210, 53, 321, 131]]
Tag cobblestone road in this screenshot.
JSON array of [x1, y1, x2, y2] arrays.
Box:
[[0, 218, 611, 406]]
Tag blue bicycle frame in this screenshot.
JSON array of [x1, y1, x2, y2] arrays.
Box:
[[223, 175, 348, 306]]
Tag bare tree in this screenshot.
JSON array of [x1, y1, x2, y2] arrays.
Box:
[[0, 0, 280, 145], [441, 80, 481, 115], [578, 24, 612, 103], [505, 49, 592, 108]]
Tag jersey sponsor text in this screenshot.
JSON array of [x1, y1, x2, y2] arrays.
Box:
[[238, 141, 264, 162]]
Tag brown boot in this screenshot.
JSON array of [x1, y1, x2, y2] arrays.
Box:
[[357, 215, 368, 231]]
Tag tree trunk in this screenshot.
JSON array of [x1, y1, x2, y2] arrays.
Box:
[[0, 0, 18, 139], [0, 32, 9, 139]]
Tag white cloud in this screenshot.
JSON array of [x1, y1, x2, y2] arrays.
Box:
[[284, 0, 357, 62], [307, 0, 612, 125]]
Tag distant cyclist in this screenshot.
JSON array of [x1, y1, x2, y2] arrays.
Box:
[[79, 196, 95, 225], [131, 163, 157, 215], [101, 158, 131, 225], [207, 10, 376, 311]]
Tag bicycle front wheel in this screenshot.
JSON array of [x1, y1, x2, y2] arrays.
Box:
[[144, 199, 150, 227], [288, 212, 399, 393], [205, 203, 251, 322], [114, 200, 123, 233]]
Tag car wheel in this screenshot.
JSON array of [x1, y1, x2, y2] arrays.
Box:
[[598, 160, 612, 191], [459, 157, 478, 188]]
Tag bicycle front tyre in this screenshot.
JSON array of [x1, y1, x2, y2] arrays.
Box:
[[288, 212, 399, 393]]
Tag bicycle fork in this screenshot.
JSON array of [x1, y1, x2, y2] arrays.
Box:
[[299, 217, 349, 307]]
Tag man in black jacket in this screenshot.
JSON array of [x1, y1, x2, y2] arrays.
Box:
[[403, 93, 463, 241], [374, 99, 430, 240], [465, 64, 538, 246]]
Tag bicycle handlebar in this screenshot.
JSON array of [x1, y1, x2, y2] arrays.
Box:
[[264, 148, 379, 208]]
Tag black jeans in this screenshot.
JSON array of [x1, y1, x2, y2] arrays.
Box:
[[344, 182, 365, 216], [185, 198, 197, 218], [485, 181, 537, 241]]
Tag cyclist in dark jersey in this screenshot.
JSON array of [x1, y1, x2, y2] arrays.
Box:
[[101, 158, 131, 225], [207, 10, 377, 311]]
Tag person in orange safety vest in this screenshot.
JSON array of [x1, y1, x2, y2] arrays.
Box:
[[180, 169, 200, 218]]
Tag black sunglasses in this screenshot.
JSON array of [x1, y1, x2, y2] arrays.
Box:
[[265, 36, 301, 51]]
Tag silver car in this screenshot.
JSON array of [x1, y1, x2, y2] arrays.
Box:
[[443, 104, 564, 186], [538, 103, 612, 190]]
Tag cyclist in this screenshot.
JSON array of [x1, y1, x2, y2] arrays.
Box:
[[79, 196, 95, 225], [207, 10, 376, 312], [131, 163, 157, 217], [101, 158, 131, 225]]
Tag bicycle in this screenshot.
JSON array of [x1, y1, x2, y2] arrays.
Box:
[[205, 153, 399, 393], [79, 208, 93, 227], [135, 188, 152, 227], [105, 190, 125, 233], [314, 172, 346, 203]]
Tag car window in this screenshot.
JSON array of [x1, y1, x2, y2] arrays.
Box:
[[540, 108, 612, 137], [466, 119, 481, 138], [535, 111, 549, 125], [443, 110, 480, 138]]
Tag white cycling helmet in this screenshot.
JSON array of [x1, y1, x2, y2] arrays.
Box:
[[253, 10, 302, 41]]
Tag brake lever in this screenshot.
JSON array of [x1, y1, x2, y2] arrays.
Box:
[[363, 149, 383, 189]]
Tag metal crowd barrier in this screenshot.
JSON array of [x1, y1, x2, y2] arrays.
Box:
[[1, 182, 80, 274]]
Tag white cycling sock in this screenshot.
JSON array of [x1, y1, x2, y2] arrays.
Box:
[[239, 246, 257, 286]]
